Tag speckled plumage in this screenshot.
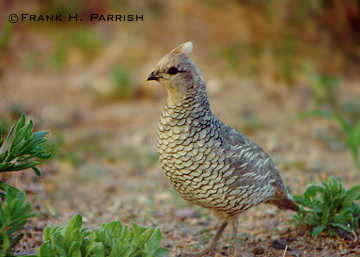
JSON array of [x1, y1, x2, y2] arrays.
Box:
[[148, 42, 297, 257]]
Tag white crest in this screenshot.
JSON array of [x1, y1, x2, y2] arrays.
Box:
[[182, 41, 193, 55]]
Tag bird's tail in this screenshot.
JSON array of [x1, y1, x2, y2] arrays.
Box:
[[266, 190, 299, 212], [266, 196, 299, 212]]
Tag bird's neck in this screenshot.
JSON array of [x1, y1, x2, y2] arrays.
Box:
[[166, 87, 186, 107], [164, 88, 211, 116]]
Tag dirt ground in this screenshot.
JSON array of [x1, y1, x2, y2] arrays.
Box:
[[1, 64, 360, 256]]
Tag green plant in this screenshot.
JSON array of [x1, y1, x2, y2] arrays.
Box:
[[37, 214, 168, 257], [0, 24, 14, 54], [301, 109, 360, 170], [275, 33, 298, 85], [222, 40, 242, 70], [0, 114, 51, 256], [0, 184, 35, 257], [0, 114, 51, 174], [293, 177, 360, 237], [70, 28, 103, 55], [302, 63, 339, 108], [341, 100, 360, 125]]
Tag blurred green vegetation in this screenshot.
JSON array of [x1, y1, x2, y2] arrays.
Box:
[[42, 132, 83, 167], [302, 63, 340, 108], [304, 110, 360, 170], [2, 0, 359, 78], [217, 0, 359, 86], [111, 66, 133, 99], [0, 24, 14, 55], [49, 27, 105, 70], [43, 130, 106, 167]]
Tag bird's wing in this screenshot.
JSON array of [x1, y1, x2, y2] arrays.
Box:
[[222, 125, 284, 191], [221, 124, 296, 210]]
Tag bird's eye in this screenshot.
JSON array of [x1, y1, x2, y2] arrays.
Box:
[[168, 66, 179, 75]]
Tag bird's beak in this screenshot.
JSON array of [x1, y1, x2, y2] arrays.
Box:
[[147, 70, 161, 81]]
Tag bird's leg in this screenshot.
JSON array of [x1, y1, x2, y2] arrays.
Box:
[[182, 220, 228, 257], [230, 219, 254, 257], [231, 218, 241, 256]]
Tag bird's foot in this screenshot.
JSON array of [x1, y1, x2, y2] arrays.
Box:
[[181, 221, 228, 257], [181, 247, 215, 257]]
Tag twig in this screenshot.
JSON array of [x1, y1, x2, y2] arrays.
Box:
[[282, 245, 288, 257]]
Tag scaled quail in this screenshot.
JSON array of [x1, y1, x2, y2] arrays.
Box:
[[147, 42, 298, 257]]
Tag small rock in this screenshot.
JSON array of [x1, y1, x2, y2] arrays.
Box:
[[252, 246, 265, 255], [271, 240, 292, 250]]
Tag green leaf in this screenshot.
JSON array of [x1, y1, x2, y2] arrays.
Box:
[[0, 114, 51, 175], [69, 241, 81, 257], [153, 248, 169, 257], [32, 166, 41, 176], [332, 114, 352, 135], [33, 130, 49, 141], [10, 124, 28, 152], [354, 121, 360, 143], [312, 225, 326, 236], [148, 228, 162, 252], [299, 109, 360, 169], [331, 223, 353, 233], [86, 241, 105, 257], [299, 109, 334, 119], [304, 185, 323, 199], [139, 227, 154, 247], [343, 185, 360, 206], [38, 241, 52, 257], [64, 214, 82, 239], [3, 124, 15, 151], [321, 207, 329, 225], [7, 161, 40, 171], [15, 115, 26, 134]]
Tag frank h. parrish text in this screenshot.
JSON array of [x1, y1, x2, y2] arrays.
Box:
[[18, 13, 144, 22]]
